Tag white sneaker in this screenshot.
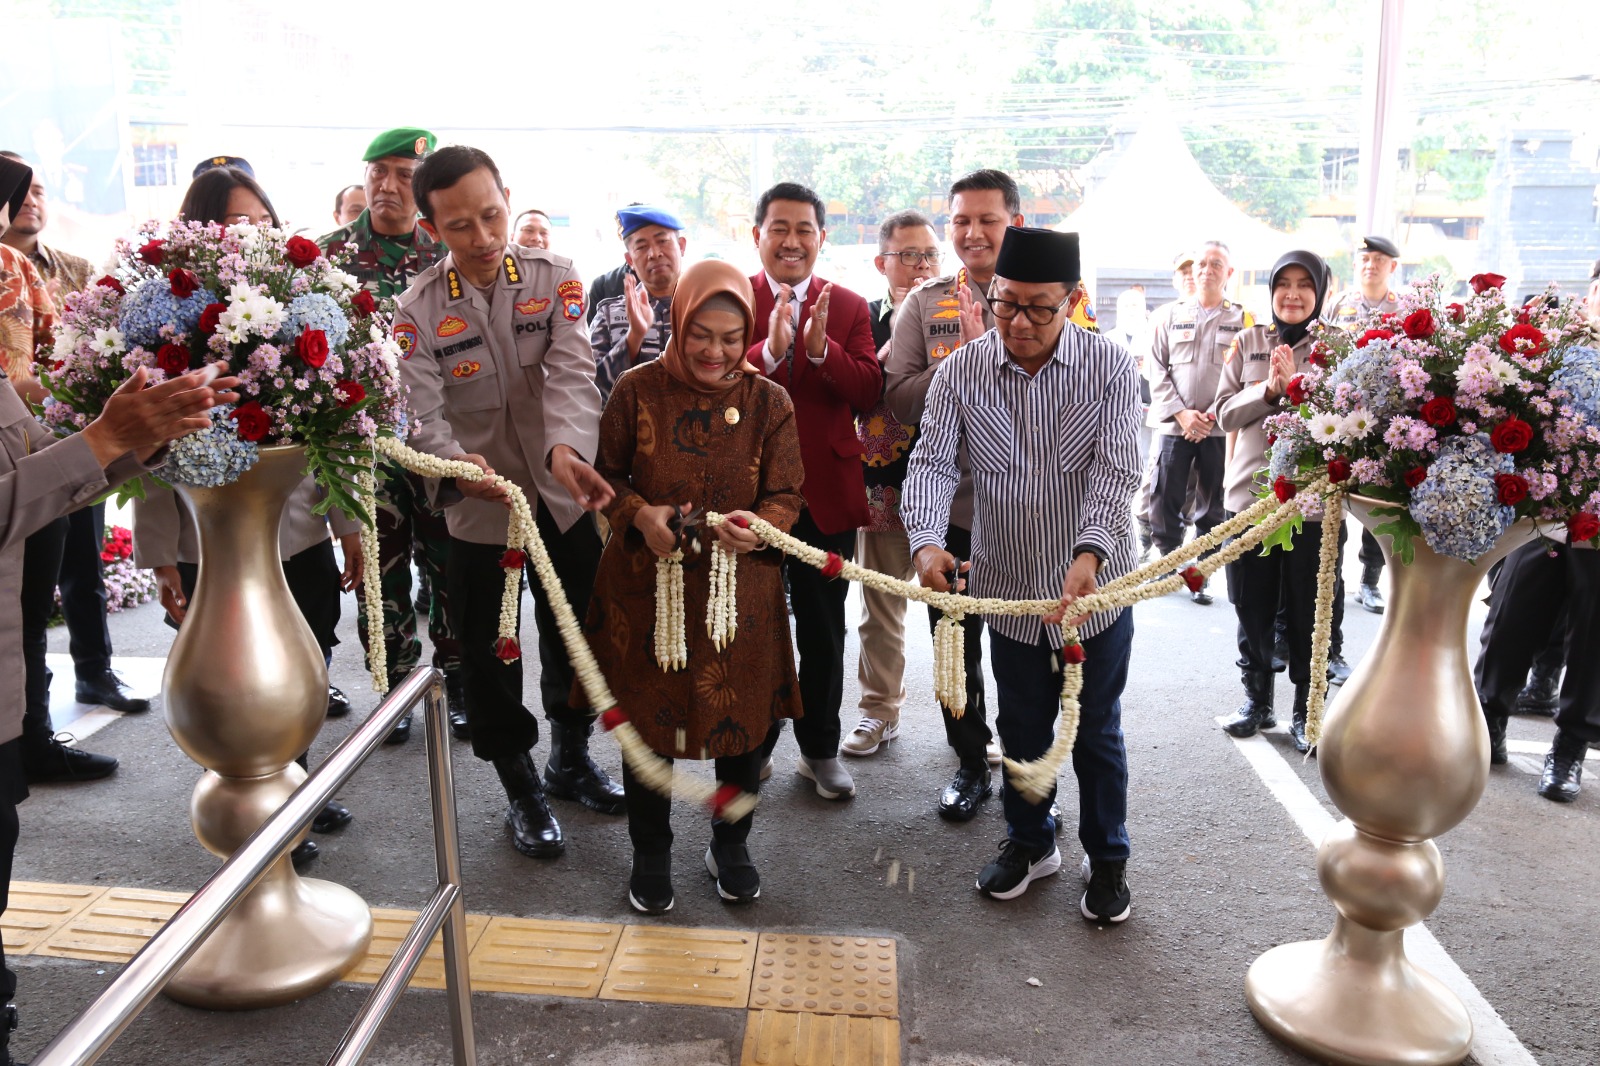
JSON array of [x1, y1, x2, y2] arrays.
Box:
[[841, 717, 900, 757], [796, 755, 856, 800], [986, 739, 1002, 767]]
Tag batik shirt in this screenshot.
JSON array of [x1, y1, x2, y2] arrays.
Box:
[[318, 209, 444, 299], [0, 244, 55, 381]]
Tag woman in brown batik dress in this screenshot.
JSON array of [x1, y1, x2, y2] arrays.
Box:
[[582, 258, 804, 914]]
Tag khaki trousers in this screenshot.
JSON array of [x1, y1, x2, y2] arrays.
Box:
[[855, 529, 915, 722]]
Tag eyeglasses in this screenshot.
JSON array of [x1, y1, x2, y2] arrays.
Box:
[[988, 290, 1071, 325], [889, 250, 941, 267]]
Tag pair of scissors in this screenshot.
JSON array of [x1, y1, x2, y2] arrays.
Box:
[[944, 556, 966, 596], [668, 505, 706, 554]]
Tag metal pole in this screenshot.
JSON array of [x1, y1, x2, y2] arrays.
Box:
[[425, 679, 478, 1066], [31, 668, 442, 1066]]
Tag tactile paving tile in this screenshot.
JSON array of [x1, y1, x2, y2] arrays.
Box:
[[34, 886, 191, 963], [739, 1009, 900, 1066], [344, 907, 491, 990], [468, 916, 623, 998], [0, 882, 109, 956], [749, 934, 898, 1018], [599, 924, 757, 1008]]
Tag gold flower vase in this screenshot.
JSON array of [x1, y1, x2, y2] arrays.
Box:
[[1245, 495, 1534, 1064], [162, 445, 372, 1008]]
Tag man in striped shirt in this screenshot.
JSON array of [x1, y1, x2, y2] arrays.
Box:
[[903, 227, 1143, 923]]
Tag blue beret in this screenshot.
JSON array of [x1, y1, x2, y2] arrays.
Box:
[[192, 155, 254, 179], [616, 205, 684, 240]]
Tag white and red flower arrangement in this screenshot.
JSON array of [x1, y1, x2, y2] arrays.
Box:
[[1263, 272, 1600, 561], [39, 220, 407, 520]]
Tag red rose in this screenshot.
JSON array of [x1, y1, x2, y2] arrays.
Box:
[[137, 239, 165, 265], [494, 637, 521, 662], [499, 548, 526, 570], [1273, 476, 1297, 502], [1420, 396, 1457, 427], [1494, 473, 1528, 505], [351, 289, 377, 317], [229, 400, 270, 442], [168, 268, 199, 298], [1447, 302, 1466, 323], [708, 783, 742, 818], [1567, 512, 1600, 543], [284, 235, 322, 268], [1498, 322, 1547, 356], [1061, 641, 1087, 664], [1286, 374, 1309, 405], [1470, 273, 1507, 295], [1401, 308, 1436, 340], [1489, 418, 1533, 453], [154, 343, 190, 377], [1307, 346, 1328, 368], [599, 706, 628, 732], [1356, 328, 1395, 349], [96, 275, 125, 294], [1328, 457, 1352, 482], [199, 302, 227, 334], [1179, 566, 1204, 594], [296, 328, 329, 367], [1403, 466, 1428, 488], [334, 379, 365, 408], [821, 552, 845, 578]]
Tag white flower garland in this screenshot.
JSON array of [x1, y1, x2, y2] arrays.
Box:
[[357, 469, 387, 693], [933, 611, 968, 716], [1303, 490, 1345, 749], [654, 551, 687, 671], [706, 542, 738, 651]]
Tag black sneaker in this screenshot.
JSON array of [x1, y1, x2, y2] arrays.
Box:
[[23, 735, 118, 784], [975, 839, 1061, 900], [628, 852, 674, 915], [1079, 855, 1131, 924], [1327, 655, 1352, 684], [705, 840, 760, 903], [1538, 731, 1587, 803], [326, 685, 351, 719]]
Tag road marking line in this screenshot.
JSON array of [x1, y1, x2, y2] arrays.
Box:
[[1217, 719, 1538, 1066]]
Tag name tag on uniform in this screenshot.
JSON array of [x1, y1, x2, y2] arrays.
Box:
[[1246, 351, 1268, 363], [1171, 325, 1196, 343]]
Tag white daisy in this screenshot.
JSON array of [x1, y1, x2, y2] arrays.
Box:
[[1340, 406, 1376, 440], [1306, 411, 1344, 442], [91, 327, 126, 355]]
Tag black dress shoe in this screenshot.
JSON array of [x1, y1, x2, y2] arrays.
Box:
[[312, 800, 353, 833], [74, 671, 149, 713], [1538, 730, 1586, 802], [1189, 584, 1213, 606], [290, 839, 319, 868], [445, 672, 471, 741], [385, 709, 412, 745], [326, 684, 351, 719], [937, 765, 992, 821], [24, 736, 118, 784], [1326, 655, 1352, 684], [1514, 666, 1560, 717]]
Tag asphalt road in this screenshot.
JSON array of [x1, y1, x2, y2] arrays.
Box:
[[15, 530, 1597, 1065]]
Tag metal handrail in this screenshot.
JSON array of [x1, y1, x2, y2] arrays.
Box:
[[31, 667, 477, 1066]]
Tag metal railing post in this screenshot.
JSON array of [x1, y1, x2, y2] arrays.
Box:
[[425, 678, 476, 1066]]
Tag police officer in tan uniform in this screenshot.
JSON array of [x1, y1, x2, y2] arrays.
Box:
[[884, 168, 1022, 822], [1146, 240, 1253, 604], [1323, 235, 1403, 615], [398, 146, 622, 861]]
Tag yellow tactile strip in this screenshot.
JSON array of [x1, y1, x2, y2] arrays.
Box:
[[750, 934, 898, 1019], [3, 883, 899, 1064], [740, 1010, 900, 1066]]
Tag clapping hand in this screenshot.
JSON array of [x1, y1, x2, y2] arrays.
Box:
[[623, 273, 654, 359], [802, 283, 832, 361], [957, 283, 986, 345], [1266, 344, 1296, 401], [767, 285, 796, 360]]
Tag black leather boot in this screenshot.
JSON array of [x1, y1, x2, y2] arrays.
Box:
[[1538, 729, 1587, 803], [444, 671, 470, 740], [493, 752, 564, 857], [1486, 713, 1509, 765], [1514, 658, 1561, 717], [1289, 684, 1311, 754], [1221, 670, 1276, 738], [544, 721, 626, 815], [385, 672, 412, 744]]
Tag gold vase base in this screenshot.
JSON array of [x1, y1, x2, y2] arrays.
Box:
[[1246, 937, 1472, 1066], [163, 866, 373, 1010]]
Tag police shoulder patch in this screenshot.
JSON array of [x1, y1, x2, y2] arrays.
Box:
[[393, 322, 418, 359], [557, 279, 584, 321]]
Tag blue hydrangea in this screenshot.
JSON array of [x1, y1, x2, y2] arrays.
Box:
[[278, 293, 350, 350], [1327, 344, 1406, 420], [117, 280, 218, 348], [1268, 436, 1300, 480], [1408, 434, 1514, 561], [1550, 345, 1600, 425], [160, 408, 260, 488]]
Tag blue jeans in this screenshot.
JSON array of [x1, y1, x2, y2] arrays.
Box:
[[990, 608, 1134, 860]]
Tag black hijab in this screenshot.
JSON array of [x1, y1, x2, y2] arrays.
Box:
[[0, 156, 32, 228], [1269, 249, 1329, 347]]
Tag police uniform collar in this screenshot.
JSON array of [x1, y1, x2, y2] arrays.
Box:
[[442, 247, 527, 302]]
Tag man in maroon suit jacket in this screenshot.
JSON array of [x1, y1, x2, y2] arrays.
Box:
[[746, 181, 881, 801]]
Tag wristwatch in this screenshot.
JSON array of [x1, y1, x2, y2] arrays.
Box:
[[1072, 544, 1106, 572]]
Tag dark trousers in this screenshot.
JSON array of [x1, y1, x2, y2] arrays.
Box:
[[923, 524, 992, 769], [777, 509, 855, 760], [990, 609, 1134, 859], [175, 539, 341, 656], [1357, 528, 1384, 578], [60, 503, 112, 680], [622, 748, 763, 856], [1231, 516, 1345, 685], [20, 517, 70, 753], [0, 739, 21, 1007], [356, 461, 462, 678], [1476, 542, 1600, 744], [447, 501, 603, 762], [1150, 435, 1225, 553]]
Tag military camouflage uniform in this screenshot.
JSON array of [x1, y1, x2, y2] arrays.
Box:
[[318, 210, 459, 682]]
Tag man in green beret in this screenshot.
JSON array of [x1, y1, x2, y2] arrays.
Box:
[[319, 128, 465, 743]]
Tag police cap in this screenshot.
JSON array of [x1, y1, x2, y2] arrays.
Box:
[[1359, 235, 1401, 259], [192, 155, 254, 179]]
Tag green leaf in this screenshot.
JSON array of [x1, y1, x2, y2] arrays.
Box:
[[1259, 509, 1304, 554], [1367, 505, 1421, 566]]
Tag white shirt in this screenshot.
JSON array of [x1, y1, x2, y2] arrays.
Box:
[[761, 274, 827, 373]]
